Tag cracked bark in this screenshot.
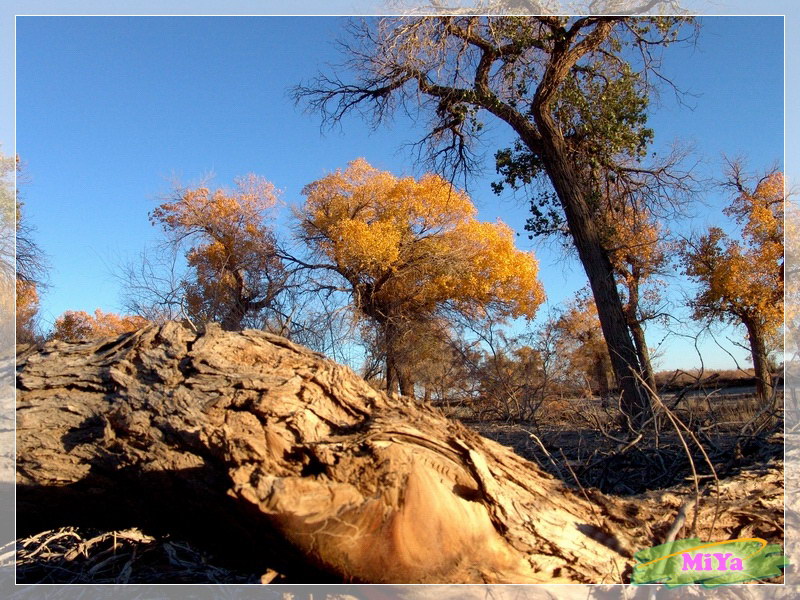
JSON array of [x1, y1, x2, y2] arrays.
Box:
[[15, 323, 780, 583]]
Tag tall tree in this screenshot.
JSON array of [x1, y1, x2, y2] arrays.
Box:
[[147, 174, 286, 331], [682, 164, 784, 404], [502, 161, 676, 396], [294, 16, 694, 420], [297, 158, 545, 397]]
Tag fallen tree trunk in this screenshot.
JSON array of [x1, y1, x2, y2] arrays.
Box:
[[15, 323, 782, 584]]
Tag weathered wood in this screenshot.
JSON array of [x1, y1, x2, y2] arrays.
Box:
[[15, 323, 783, 584]]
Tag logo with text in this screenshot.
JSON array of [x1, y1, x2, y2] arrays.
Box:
[[631, 537, 788, 587]]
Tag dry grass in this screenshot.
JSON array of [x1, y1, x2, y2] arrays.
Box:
[[6, 527, 261, 584], [468, 390, 783, 495]]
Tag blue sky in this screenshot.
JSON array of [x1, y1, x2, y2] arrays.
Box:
[[13, 15, 784, 371]]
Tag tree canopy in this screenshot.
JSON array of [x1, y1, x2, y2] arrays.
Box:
[[148, 174, 286, 331], [683, 165, 784, 402], [552, 292, 613, 396], [298, 158, 545, 395], [295, 15, 695, 420], [52, 308, 149, 342]]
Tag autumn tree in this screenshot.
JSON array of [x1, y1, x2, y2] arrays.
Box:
[[682, 164, 784, 404], [144, 174, 286, 331], [51, 308, 149, 342], [1, 151, 47, 343], [601, 200, 672, 394], [505, 163, 675, 396], [295, 16, 694, 421], [551, 292, 614, 397], [15, 202, 47, 343], [296, 158, 545, 397]]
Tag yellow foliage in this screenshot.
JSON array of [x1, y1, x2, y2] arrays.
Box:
[[684, 170, 784, 341], [150, 174, 282, 327], [16, 279, 39, 342], [603, 205, 666, 287], [300, 158, 545, 322], [551, 293, 613, 393], [52, 308, 149, 342]]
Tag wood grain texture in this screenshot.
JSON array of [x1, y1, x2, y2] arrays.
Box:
[[15, 323, 782, 583]]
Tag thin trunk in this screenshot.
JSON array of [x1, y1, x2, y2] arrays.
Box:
[[383, 318, 416, 398], [384, 321, 399, 396], [593, 353, 610, 396], [624, 279, 657, 396], [385, 352, 399, 396], [397, 369, 416, 399], [221, 301, 247, 331], [629, 319, 656, 396], [743, 316, 774, 404]]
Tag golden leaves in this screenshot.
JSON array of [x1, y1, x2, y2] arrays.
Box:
[[300, 159, 545, 322], [53, 309, 148, 342], [16, 279, 40, 341], [683, 170, 784, 338], [550, 293, 612, 391], [150, 174, 282, 327], [602, 203, 667, 285]]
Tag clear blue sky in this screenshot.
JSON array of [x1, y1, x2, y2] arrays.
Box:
[[14, 15, 784, 371]]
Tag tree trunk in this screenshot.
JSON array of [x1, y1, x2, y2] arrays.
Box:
[[521, 28, 649, 424], [534, 140, 647, 421], [628, 318, 657, 397], [624, 277, 657, 399], [383, 319, 416, 399], [743, 317, 774, 404], [385, 354, 399, 396], [593, 353, 610, 397], [221, 301, 247, 331], [397, 366, 416, 399], [15, 324, 781, 583], [16, 323, 645, 583]]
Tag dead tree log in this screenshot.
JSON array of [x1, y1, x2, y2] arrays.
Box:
[[15, 323, 781, 584]]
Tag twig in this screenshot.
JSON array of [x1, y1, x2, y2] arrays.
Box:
[[558, 448, 597, 519], [633, 370, 721, 538], [524, 429, 565, 481]]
